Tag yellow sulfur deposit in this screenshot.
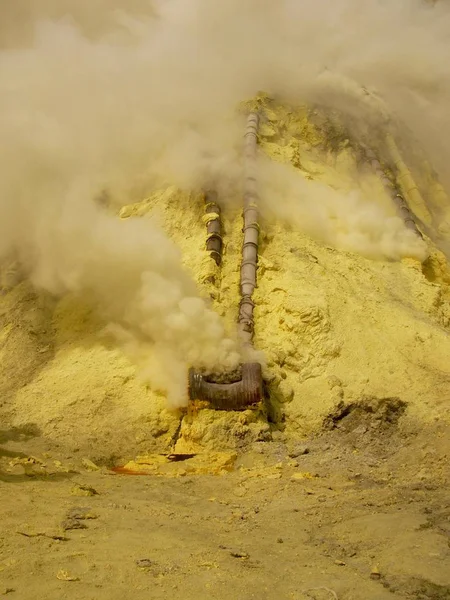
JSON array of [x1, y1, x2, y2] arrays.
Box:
[[117, 451, 237, 477], [1, 98, 450, 459]]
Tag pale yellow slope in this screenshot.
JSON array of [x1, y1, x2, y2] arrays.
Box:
[[2, 100, 450, 457]]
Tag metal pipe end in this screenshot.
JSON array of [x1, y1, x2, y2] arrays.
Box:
[[188, 363, 263, 411]]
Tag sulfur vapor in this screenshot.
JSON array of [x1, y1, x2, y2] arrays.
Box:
[[0, 0, 448, 404]]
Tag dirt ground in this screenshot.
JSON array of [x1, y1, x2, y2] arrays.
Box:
[[1, 3, 450, 600], [1, 401, 449, 600]]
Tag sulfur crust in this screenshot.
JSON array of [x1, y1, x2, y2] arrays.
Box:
[[1, 97, 449, 457]]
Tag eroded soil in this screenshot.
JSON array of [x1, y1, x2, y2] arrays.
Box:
[[1, 403, 449, 600]]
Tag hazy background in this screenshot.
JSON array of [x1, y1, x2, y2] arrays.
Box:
[[0, 0, 448, 405]]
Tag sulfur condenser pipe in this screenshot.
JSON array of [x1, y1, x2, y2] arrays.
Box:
[[385, 134, 433, 227], [238, 112, 260, 347], [188, 113, 263, 410], [362, 144, 423, 240]]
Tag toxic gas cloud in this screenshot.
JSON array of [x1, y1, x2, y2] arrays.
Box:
[[0, 0, 448, 405]]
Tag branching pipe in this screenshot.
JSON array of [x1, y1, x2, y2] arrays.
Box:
[[203, 190, 223, 266], [187, 113, 263, 410]]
